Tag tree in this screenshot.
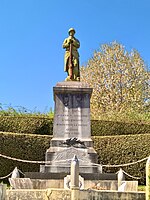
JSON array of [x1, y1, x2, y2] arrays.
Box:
[[80, 42, 150, 120]]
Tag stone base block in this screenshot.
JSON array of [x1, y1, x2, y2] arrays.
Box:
[[9, 178, 138, 192], [6, 189, 145, 200], [41, 146, 99, 174], [45, 146, 98, 163], [25, 172, 117, 181], [40, 164, 101, 174]]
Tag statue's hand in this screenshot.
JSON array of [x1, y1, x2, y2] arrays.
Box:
[[68, 36, 73, 44], [69, 39, 73, 44]]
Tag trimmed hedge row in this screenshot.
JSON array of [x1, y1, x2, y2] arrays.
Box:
[[91, 120, 150, 136], [0, 131, 150, 184], [93, 134, 150, 184], [0, 132, 50, 180], [0, 116, 150, 136], [0, 116, 53, 135]]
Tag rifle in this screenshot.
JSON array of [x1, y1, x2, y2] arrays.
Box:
[[69, 39, 73, 80]]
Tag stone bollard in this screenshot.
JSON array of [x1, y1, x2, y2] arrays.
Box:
[[118, 168, 125, 190], [70, 155, 79, 200], [146, 156, 150, 200], [11, 167, 20, 178], [0, 184, 6, 200], [0, 184, 3, 200]]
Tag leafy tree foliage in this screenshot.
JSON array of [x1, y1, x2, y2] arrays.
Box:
[[81, 42, 150, 120]]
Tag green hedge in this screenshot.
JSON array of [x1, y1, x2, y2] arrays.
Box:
[[93, 134, 150, 184], [0, 116, 53, 135], [0, 116, 150, 136], [0, 132, 150, 184], [91, 120, 150, 136], [0, 132, 50, 180]]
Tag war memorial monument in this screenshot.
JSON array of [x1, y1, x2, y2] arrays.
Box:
[[40, 28, 100, 174], [5, 29, 143, 199], [25, 28, 116, 187]]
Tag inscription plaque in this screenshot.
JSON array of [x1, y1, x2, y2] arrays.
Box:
[[53, 86, 92, 139]]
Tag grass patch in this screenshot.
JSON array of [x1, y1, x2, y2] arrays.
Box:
[[138, 185, 146, 191]]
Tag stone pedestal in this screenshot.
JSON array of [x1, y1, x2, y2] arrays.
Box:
[[40, 81, 101, 174]]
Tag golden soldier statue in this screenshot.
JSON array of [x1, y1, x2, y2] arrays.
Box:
[[63, 28, 80, 81]]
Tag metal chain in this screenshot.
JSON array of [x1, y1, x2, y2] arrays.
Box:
[[18, 169, 25, 176], [0, 171, 12, 180], [0, 153, 72, 164], [0, 153, 148, 181], [122, 169, 141, 179], [0, 152, 149, 167], [0, 153, 50, 164], [0, 168, 25, 180], [102, 157, 148, 167]]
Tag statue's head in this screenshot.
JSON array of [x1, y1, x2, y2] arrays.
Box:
[[68, 28, 75, 36]]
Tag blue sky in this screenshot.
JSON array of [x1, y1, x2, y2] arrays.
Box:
[[0, 0, 150, 112]]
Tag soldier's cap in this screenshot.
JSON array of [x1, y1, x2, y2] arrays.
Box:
[[68, 28, 75, 34]]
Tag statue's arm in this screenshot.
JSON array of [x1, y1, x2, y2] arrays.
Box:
[[72, 38, 80, 48], [62, 38, 70, 49]]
